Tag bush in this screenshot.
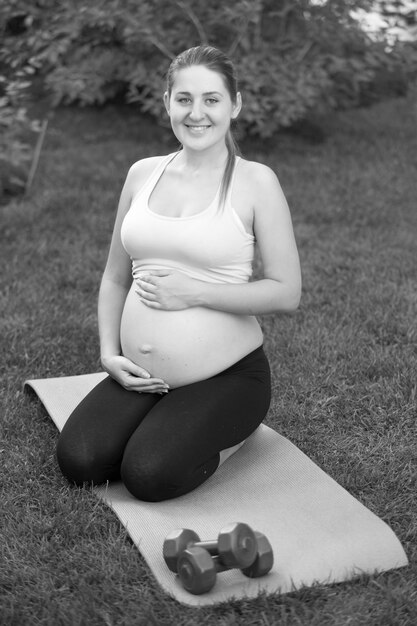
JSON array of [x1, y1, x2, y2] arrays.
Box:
[[1, 0, 415, 138], [0, 68, 41, 197]]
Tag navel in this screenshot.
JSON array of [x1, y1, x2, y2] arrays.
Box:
[[139, 344, 153, 354]]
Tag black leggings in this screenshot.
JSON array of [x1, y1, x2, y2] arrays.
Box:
[[56, 345, 271, 502]]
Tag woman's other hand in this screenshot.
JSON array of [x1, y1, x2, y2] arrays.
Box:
[[101, 354, 169, 394], [135, 270, 199, 310]]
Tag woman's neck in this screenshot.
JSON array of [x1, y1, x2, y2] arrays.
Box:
[[178, 144, 228, 175]]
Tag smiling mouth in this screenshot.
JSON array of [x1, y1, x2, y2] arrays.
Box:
[[185, 124, 211, 130]]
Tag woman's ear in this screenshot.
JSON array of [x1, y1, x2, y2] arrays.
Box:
[[231, 92, 242, 120], [163, 91, 170, 115]]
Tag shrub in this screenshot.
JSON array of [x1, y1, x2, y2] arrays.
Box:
[[0, 0, 415, 138], [0, 67, 41, 197]]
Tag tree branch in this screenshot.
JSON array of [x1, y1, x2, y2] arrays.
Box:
[[25, 118, 48, 197], [295, 40, 315, 62], [174, 1, 209, 45], [228, 1, 264, 56], [228, 16, 252, 57], [147, 34, 176, 60]]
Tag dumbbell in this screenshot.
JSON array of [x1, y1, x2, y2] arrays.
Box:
[[241, 531, 274, 578], [163, 522, 258, 573], [176, 531, 274, 594]]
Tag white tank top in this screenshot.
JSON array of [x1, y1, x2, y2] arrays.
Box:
[[121, 152, 255, 284]]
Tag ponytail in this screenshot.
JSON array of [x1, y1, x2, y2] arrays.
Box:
[[219, 128, 241, 209]]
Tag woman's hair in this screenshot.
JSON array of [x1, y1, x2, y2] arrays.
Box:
[[166, 45, 241, 207]]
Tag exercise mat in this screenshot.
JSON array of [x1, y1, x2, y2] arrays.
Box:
[[25, 373, 408, 606]]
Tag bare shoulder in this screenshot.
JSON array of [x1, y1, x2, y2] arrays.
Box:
[[127, 155, 166, 184], [235, 158, 283, 211], [113, 155, 169, 214], [236, 158, 280, 193], [237, 158, 277, 179]]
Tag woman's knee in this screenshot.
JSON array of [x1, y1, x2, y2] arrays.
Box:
[[120, 453, 174, 502], [56, 435, 89, 485], [56, 433, 117, 486], [120, 446, 220, 502], [120, 449, 197, 502]]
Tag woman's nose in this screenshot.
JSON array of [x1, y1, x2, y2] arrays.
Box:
[[189, 102, 204, 121]]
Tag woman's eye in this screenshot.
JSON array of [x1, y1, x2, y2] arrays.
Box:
[[178, 98, 191, 104], [206, 98, 218, 104]]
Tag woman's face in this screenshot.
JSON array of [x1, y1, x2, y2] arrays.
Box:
[[164, 65, 241, 153]]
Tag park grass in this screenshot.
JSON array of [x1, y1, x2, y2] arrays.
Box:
[[1, 94, 416, 625]]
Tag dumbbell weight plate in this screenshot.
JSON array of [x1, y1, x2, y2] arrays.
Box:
[[163, 528, 200, 572], [241, 531, 274, 578], [177, 546, 217, 595], [217, 522, 257, 568]]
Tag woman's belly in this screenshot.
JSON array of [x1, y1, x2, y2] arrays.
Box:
[[120, 284, 263, 388]]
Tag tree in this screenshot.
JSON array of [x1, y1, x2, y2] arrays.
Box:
[[370, 1, 417, 43], [0, 0, 415, 139]]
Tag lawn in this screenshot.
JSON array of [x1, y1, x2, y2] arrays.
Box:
[[1, 93, 416, 625]]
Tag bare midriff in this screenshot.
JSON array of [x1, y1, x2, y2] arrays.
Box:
[[120, 283, 263, 388]]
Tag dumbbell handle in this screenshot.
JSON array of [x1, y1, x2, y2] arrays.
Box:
[[193, 534, 254, 557], [191, 539, 219, 555], [211, 555, 234, 573]]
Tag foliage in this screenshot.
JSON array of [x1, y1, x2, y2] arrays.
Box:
[[0, 65, 41, 195], [0, 72, 38, 164], [370, 0, 417, 44], [0, 9, 42, 193], [0, 0, 415, 137], [351, 1, 417, 104]]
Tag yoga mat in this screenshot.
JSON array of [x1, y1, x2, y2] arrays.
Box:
[[25, 373, 408, 606]]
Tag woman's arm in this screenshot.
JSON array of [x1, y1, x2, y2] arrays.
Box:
[[98, 159, 170, 392], [197, 162, 301, 314], [136, 162, 301, 316], [98, 166, 135, 361]]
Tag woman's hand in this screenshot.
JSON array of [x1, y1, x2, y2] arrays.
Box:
[[135, 270, 199, 310], [101, 354, 169, 394]]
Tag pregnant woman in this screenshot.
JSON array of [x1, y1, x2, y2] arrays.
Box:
[[57, 45, 302, 502]]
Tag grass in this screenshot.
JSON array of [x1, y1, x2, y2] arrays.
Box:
[[1, 94, 416, 625]]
